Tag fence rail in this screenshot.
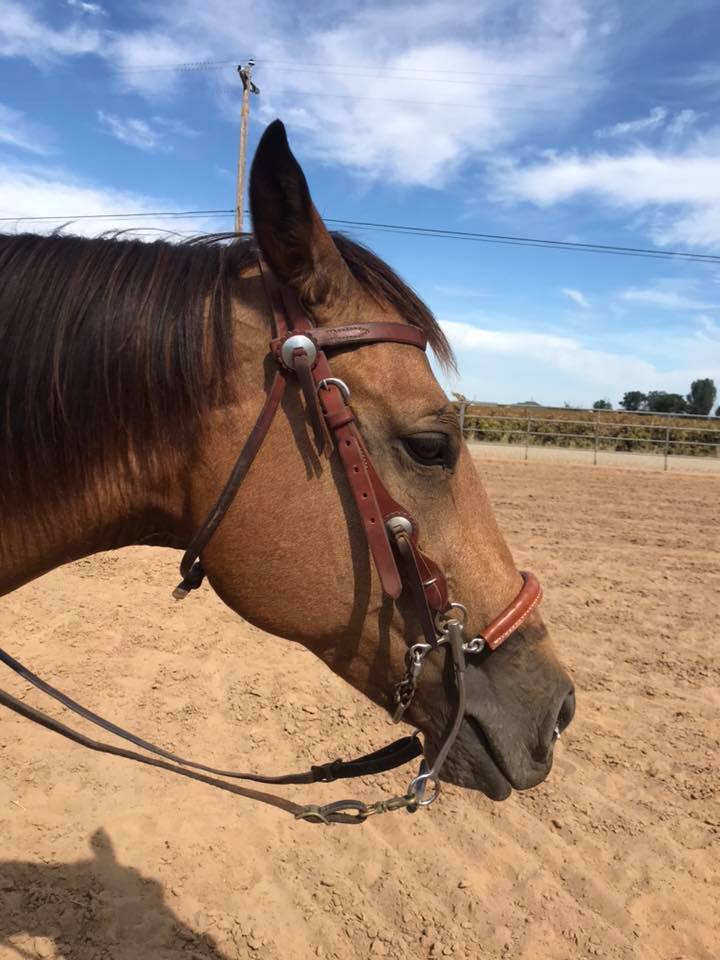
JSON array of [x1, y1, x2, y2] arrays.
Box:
[[457, 403, 720, 470]]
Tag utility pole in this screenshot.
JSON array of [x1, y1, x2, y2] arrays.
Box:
[[235, 59, 260, 233]]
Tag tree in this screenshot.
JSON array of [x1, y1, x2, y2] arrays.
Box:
[[593, 399, 613, 410], [646, 391, 688, 414], [686, 378, 716, 416], [620, 391, 647, 411]]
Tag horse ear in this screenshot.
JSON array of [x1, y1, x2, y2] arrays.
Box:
[[249, 120, 351, 308]]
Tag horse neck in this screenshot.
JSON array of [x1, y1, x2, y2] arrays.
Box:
[[0, 458, 188, 598], [0, 291, 269, 599], [0, 269, 273, 599]]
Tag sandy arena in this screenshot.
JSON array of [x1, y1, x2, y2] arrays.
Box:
[[1, 457, 718, 960]]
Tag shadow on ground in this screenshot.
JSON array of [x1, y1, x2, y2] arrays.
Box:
[[0, 828, 230, 959]]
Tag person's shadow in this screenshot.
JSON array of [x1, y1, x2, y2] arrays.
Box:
[[0, 828, 230, 959]]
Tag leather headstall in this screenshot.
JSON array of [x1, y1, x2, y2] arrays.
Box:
[[175, 259, 455, 648], [0, 254, 546, 826]]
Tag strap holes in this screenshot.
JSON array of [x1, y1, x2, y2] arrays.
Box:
[[353, 466, 360, 473], [370, 517, 376, 524], [345, 439, 352, 447], [362, 492, 368, 499]]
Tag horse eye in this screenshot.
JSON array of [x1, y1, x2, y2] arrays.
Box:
[[401, 433, 452, 466]]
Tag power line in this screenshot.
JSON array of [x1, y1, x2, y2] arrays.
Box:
[[324, 219, 720, 263], [256, 64, 585, 90], [0, 209, 227, 222], [269, 89, 556, 113], [2, 209, 719, 263], [255, 59, 583, 82], [115, 59, 237, 74], [112, 58, 592, 89]]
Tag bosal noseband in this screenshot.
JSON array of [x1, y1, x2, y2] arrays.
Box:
[[0, 259, 542, 824]]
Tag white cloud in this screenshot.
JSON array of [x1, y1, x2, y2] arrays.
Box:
[[82, 0, 612, 186], [594, 106, 700, 142], [96, 112, 197, 152], [595, 106, 667, 138], [442, 319, 655, 388], [666, 108, 700, 137], [440, 317, 720, 405], [151, 115, 199, 138], [97, 111, 170, 152], [108, 33, 203, 96], [496, 142, 720, 207], [494, 127, 720, 251], [619, 287, 717, 310], [0, 0, 101, 63], [652, 201, 720, 250], [67, 0, 105, 14], [561, 287, 590, 309], [685, 62, 720, 90], [254, 0, 608, 187], [0, 102, 50, 154], [0, 0, 706, 205], [0, 159, 224, 238], [697, 314, 719, 332]]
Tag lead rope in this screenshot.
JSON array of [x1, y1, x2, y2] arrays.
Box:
[[0, 645, 427, 825]]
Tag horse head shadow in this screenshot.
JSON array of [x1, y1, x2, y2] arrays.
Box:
[[0, 828, 230, 959]]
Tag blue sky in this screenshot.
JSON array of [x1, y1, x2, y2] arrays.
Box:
[[1, 0, 720, 406]]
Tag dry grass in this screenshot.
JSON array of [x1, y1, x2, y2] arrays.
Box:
[[459, 403, 720, 459]]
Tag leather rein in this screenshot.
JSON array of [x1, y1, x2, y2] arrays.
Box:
[[0, 259, 542, 825]]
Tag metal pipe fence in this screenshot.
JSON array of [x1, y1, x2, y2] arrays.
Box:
[[457, 404, 720, 471]]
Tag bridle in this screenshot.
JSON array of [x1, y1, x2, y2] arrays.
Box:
[[0, 258, 542, 825]]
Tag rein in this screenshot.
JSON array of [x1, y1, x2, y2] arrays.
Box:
[[0, 259, 542, 824]]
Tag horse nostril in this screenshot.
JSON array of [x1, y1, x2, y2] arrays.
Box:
[[556, 688, 576, 736]]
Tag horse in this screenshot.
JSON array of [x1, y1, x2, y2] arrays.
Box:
[[0, 120, 574, 813]]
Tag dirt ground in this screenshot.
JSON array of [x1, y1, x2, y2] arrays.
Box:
[[1, 458, 718, 960]]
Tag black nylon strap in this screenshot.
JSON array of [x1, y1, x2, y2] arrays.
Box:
[[310, 734, 423, 782]]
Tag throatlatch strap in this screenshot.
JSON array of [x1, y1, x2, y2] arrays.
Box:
[[174, 369, 288, 598]]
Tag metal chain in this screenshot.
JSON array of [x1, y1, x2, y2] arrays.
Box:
[[392, 645, 428, 723]]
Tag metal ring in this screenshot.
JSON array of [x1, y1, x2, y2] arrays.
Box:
[[408, 642, 432, 660], [463, 636, 486, 655], [434, 602, 468, 634], [408, 769, 442, 807], [318, 378, 351, 403]]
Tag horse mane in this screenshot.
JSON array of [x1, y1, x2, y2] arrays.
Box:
[[0, 231, 451, 506]]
